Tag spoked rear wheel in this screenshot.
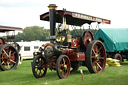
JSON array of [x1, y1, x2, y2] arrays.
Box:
[[113, 53, 122, 64], [32, 55, 47, 78], [86, 40, 106, 73], [56, 55, 70, 79], [0, 45, 19, 71], [83, 31, 94, 47]]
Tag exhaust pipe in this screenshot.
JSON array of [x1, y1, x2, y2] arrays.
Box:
[[48, 4, 57, 43]]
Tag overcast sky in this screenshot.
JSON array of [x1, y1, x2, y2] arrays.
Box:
[[0, 0, 128, 29]]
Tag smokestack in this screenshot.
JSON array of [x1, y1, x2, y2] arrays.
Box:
[[48, 4, 57, 43]]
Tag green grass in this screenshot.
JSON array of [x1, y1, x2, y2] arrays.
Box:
[[0, 60, 128, 85]]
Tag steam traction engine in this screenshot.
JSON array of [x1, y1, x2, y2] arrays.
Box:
[[0, 26, 22, 71], [32, 4, 111, 79]]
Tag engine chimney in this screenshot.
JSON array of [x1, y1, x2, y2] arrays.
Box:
[[48, 4, 57, 43]]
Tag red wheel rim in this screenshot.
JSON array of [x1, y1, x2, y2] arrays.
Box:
[[0, 46, 17, 70], [91, 42, 106, 73], [83, 31, 93, 47], [116, 56, 121, 63], [0, 38, 5, 46], [58, 56, 70, 78], [34, 57, 47, 78]]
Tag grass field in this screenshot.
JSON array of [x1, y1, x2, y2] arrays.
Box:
[[0, 60, 128, 85]]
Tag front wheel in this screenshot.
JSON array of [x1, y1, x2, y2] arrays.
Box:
[[32, 55, 47, 78], [86, 40, 106, 73], [56, 55, 70, 79]]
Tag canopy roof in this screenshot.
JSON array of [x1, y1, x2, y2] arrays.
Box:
[[0, 25, 22, 32], [94, 28, 128, 52], [40, 10, 110, 26]]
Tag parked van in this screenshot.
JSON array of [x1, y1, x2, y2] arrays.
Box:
[[17, 41, 49, 59]]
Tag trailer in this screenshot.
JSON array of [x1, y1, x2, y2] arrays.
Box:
[[94, 28, 128, 63], [17, 41, 49, 59], [31, 4, 111, 79], [0, 25, 22, 71]]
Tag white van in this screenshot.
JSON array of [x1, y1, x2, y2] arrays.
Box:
[[17, 41, 49, 59]]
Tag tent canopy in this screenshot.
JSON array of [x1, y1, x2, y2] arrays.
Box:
[[94, 28, 128, 52]]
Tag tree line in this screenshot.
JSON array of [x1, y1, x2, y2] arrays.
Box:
[[15, 26, 50, 41], [15, 26, 97, 42]]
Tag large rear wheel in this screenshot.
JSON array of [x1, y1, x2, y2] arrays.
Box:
[[56, 55, 70, 79], [0, 45, 19, 71], [32, 55, 47, 78], [83, 31, 94, 47], [86, 40, 106, 73]]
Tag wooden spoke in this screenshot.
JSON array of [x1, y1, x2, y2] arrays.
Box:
[[64, 69, 67, 73], [63, 58, 65, 65], [9, 50, 12, 57], [96, 62, 102, 70], [11, 52, 16, 56], [60, 70, 63, 74], [7, 62, 10, 69], [91, 56, 95, 58], [0, 56, 7, 60], [96, 63, 98, 70], [92, 60, 97, 66], [3, 49, 9, 57], [60, 64, 64, 68], [97, 52, 101, 55], [98, 47, 102, 51], [42, 68, 45, 71], [99, 57, 104, 59], [1, 61, 5, 64], [35, 66, 38, 68], [6, 47, 9, 54], [10, 59, 16, 63], [39, 70, 42, 76], [92, 49, 96, 55]]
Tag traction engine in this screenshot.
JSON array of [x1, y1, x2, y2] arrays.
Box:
[[0, 26, 22, 71], [32, 4, 111, 79]]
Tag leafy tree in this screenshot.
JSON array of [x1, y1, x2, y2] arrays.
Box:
[[15, 32, 24, 41], [15, 26, 49, 41]]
